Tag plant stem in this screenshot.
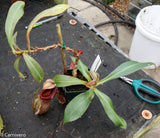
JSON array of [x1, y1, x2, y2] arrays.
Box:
[[72, 50, 79, 77], [56, 24, 67, 74], [12, 43, 75, 55]]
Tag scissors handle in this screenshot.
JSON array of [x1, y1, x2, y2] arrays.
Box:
[[132, 79, 160, 104]]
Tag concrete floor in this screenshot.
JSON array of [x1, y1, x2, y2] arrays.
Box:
[[68, 0, 160, 137]]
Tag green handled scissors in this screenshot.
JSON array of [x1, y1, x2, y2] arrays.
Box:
[[120, 76, 160, 104]]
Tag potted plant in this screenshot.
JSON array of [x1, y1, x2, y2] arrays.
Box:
[[5, 1, 153, 130]]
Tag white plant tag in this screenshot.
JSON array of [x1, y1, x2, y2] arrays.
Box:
[[90, 54, 102, 72]]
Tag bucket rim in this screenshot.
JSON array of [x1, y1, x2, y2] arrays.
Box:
[[136, 5, 160, 43]]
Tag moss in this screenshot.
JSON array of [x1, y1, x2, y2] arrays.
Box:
[[102, 0, 115, 5]]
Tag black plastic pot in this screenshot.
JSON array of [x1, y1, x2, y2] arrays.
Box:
[[63, 69, 89, 101]]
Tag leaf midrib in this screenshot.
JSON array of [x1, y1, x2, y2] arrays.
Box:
[[24, 54, 42, 81], [94, 89, 125, 127], [64, 90, 93, 123], [97, 62, 152, 86], [6, 2, 24, 45]]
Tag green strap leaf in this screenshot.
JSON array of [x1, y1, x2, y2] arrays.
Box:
[[53, 75, 87, 87], [12, 32, 19, 50], [71, 56, 91, 82], [97, 61, 153, 86], [94, 89, 127, 129], [5, 1, 25, 52], [26, 4, 70, 50], [23, 53, 44, 82], [63, 89, 95, 124], [77, 59, 91, 82], [14, 55, 27, 79]]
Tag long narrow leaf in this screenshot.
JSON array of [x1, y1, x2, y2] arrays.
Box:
[[26, 4, 70, 50], [5, 1, 25, 52], [77, 59, 91, 82], [71, 56, 91, 82], [97, 61, 153, 86], [0, 115, 3, 134], [54, 0, 68, 4], [12, 32, 19, 50], [94, 89, 127, 129], [63, 89, 94, 124], [133, 114, 160, 138], [14, 55, 27, 79], [23, 53, 44, 82], [53, 75, 87, 87]]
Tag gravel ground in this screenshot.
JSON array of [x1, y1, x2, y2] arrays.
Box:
[[111, 0, 131, 16]]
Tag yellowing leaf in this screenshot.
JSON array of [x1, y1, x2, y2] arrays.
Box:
[[0, 115, 3, 134], [5, 1, 25, 52], [54, 0, 68, 4], [26, 4, 70, 50], [23, 53, 44, 82], [14, 55, 27, 79]]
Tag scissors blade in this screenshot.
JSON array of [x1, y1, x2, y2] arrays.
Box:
[[120, 76, 133, 85]]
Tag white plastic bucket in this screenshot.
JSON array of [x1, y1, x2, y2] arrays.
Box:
[[129, 5, 160, 69]]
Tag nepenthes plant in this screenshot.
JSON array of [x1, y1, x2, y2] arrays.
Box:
[[5, 1, 153, 129]]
